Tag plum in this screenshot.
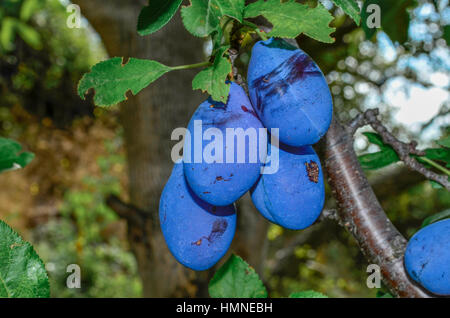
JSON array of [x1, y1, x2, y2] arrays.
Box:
[[251, 143, 325, 230], [159, 162, 236, 271], [404, 218, 450, 295], [247, 38, 333, 147], [183, 81, 265, 206]]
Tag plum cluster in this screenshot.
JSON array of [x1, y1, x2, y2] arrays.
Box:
[[159, 38, 333, 271]]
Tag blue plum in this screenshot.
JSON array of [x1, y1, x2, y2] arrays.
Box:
[[159, 162, 236, 271], [247, 38, 333, 147], [404, 219, 450, 295], [183, 82, 265, 206], [250, 143, 325, 230]]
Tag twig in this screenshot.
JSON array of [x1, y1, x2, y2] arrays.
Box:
[[349, 108, 450, 190], [106, 194, 153, 226], [319, 208, 341, 224]]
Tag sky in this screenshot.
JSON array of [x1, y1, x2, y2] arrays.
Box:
[[375, 1, 449, 141]]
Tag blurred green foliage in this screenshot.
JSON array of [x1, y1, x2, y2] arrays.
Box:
[[33, 139, 142, 297], [0, 0, 105, 127]]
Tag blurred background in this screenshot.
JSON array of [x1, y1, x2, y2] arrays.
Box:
[[0, 0, 448, 297]]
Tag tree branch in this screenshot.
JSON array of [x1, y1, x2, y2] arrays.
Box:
[[324, 117, 433, 298], [349, 108, 450, 190], [105, 194, 153, 226]]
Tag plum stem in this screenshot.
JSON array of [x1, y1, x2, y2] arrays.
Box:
[[254, 28, 269, 41], [170, 61, 211, 71], [419, 157, 450, 176]]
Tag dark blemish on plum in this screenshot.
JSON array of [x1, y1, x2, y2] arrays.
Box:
[[241, 105, 258, 119], [230, 173, 233, 177], [251, 51, 321, 111], [191, 239, 202, 246], [192, 220, 228, 247], [214, 175, 231, 183], [417, 259, 430, 278], [205, 219, 228, 244], [305, 161, 319, 183], [181, 195, 184, 199], [203, 191, 211, 194]]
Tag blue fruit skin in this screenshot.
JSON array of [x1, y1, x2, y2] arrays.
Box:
[[249, 179, 279, 225], [247, 38, 333, 147], [404, 219, 450, 295], [250, 144, 325, 230], [159, 162, 236, 271], [183, 82, 265, 206]]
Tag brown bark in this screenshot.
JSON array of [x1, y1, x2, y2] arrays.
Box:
[[324, 117, 432, 297]]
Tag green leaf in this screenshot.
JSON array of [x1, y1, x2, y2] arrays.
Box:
[[429, 180, 443, 189], [192, 46, 231, 103], [362, 132, 385, 147], [0, 137, 34, 173], [421, 209, 450, 228], [20, 0, 43, 22], [289, 290, 328, 298], [361, 0, 417, 43], [376, 291, 393, 298], [0, 220, 49, 298], [78, 57, 171, 106], [444, 25, 450, 46], [436, 136, 450, 148], [0, 17, 16, 51], [181, 0, 245, 37], [331, 0, 361, 25], [358, 149, 399, 170], [209, 254, 268, 298], [421, 148, 450, 167], [358, 132, 400, 169], [244, 0, 335, 43], [137, 0, 183, 36], [15, 21, 42, 50]]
